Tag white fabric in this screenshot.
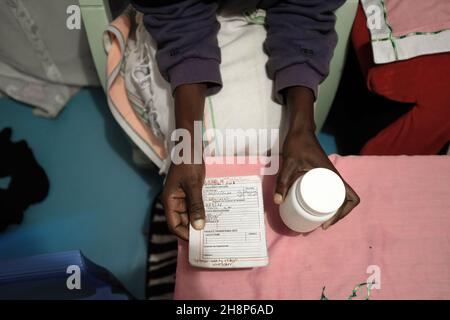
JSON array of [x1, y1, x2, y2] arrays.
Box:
[[0, 0, 99, 117], [123, 10, 287, 170], [361, 0, 450, 64]]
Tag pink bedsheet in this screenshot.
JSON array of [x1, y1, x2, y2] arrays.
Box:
[[174, 155, 450, 299], [385, 0, 450, 37]]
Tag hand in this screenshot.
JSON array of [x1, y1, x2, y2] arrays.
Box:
[[162, 83, 207, 240], [274, 86, 360, 229], [161, 162, 206, 240]]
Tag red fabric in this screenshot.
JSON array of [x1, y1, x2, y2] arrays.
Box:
[[352, 5, 450, 155]]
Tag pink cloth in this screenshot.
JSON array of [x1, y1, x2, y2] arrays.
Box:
[[362, 0, 450, 64], [385, 0, 450, 36], [174, 155, 450, 299]]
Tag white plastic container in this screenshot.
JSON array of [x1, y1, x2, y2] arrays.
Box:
[[279, 168, 346, 233]]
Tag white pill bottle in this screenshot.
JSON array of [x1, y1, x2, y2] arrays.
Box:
[[279, 168, 346, 233]]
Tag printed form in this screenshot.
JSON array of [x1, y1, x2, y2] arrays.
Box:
[[189, 176, 269, 268]]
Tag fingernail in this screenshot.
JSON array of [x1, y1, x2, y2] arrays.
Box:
[[274, 193, 283, 205], [192, 219, 205, 230]]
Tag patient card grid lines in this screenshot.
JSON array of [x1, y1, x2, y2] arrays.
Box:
[[189, 176, 269, 268]]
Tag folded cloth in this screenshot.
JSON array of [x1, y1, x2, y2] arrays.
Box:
[[353, 4, 450, 155], [175, 155, 450, 299], [361, 0, 450, 64], [0, 0, 99, 117]]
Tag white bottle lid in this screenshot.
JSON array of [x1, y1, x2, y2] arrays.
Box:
[[296, 168, 346, 216]]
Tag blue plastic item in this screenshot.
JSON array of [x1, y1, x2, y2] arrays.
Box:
[[0, 250, 132, 300]]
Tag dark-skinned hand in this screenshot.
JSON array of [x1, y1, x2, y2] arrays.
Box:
[[161, 84, 207, 240], [162, 162, 205, 240], [274, 86, 360, 229]]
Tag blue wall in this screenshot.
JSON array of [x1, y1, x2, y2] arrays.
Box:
[[0, 88, 163, 298]]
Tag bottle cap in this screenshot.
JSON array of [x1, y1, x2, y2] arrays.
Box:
[[296, 168, 346, 216]]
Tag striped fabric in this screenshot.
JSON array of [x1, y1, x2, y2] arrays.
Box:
[[146, 197, 178, 300]]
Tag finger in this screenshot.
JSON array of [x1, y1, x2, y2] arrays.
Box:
[[170, 187, 186, 199], [274, 159, 296, 204], [172, 224, 189, 240], [323, 186, 360, 229], [165, 207, 189, 240], [162, 189, 189, 240], [172, 197, 187, 213], [184, 181, 206, 230], [163, 195, 187, 215], [180, 212, 189, 226], [275, 158, 309, 205], [322, 199, 354, 229]]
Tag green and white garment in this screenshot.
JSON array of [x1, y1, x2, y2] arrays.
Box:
[[361, 0, 450, 64]]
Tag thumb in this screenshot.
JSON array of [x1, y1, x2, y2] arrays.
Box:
[[274, 159, 296, 205], [184, 181, 206, 230]]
